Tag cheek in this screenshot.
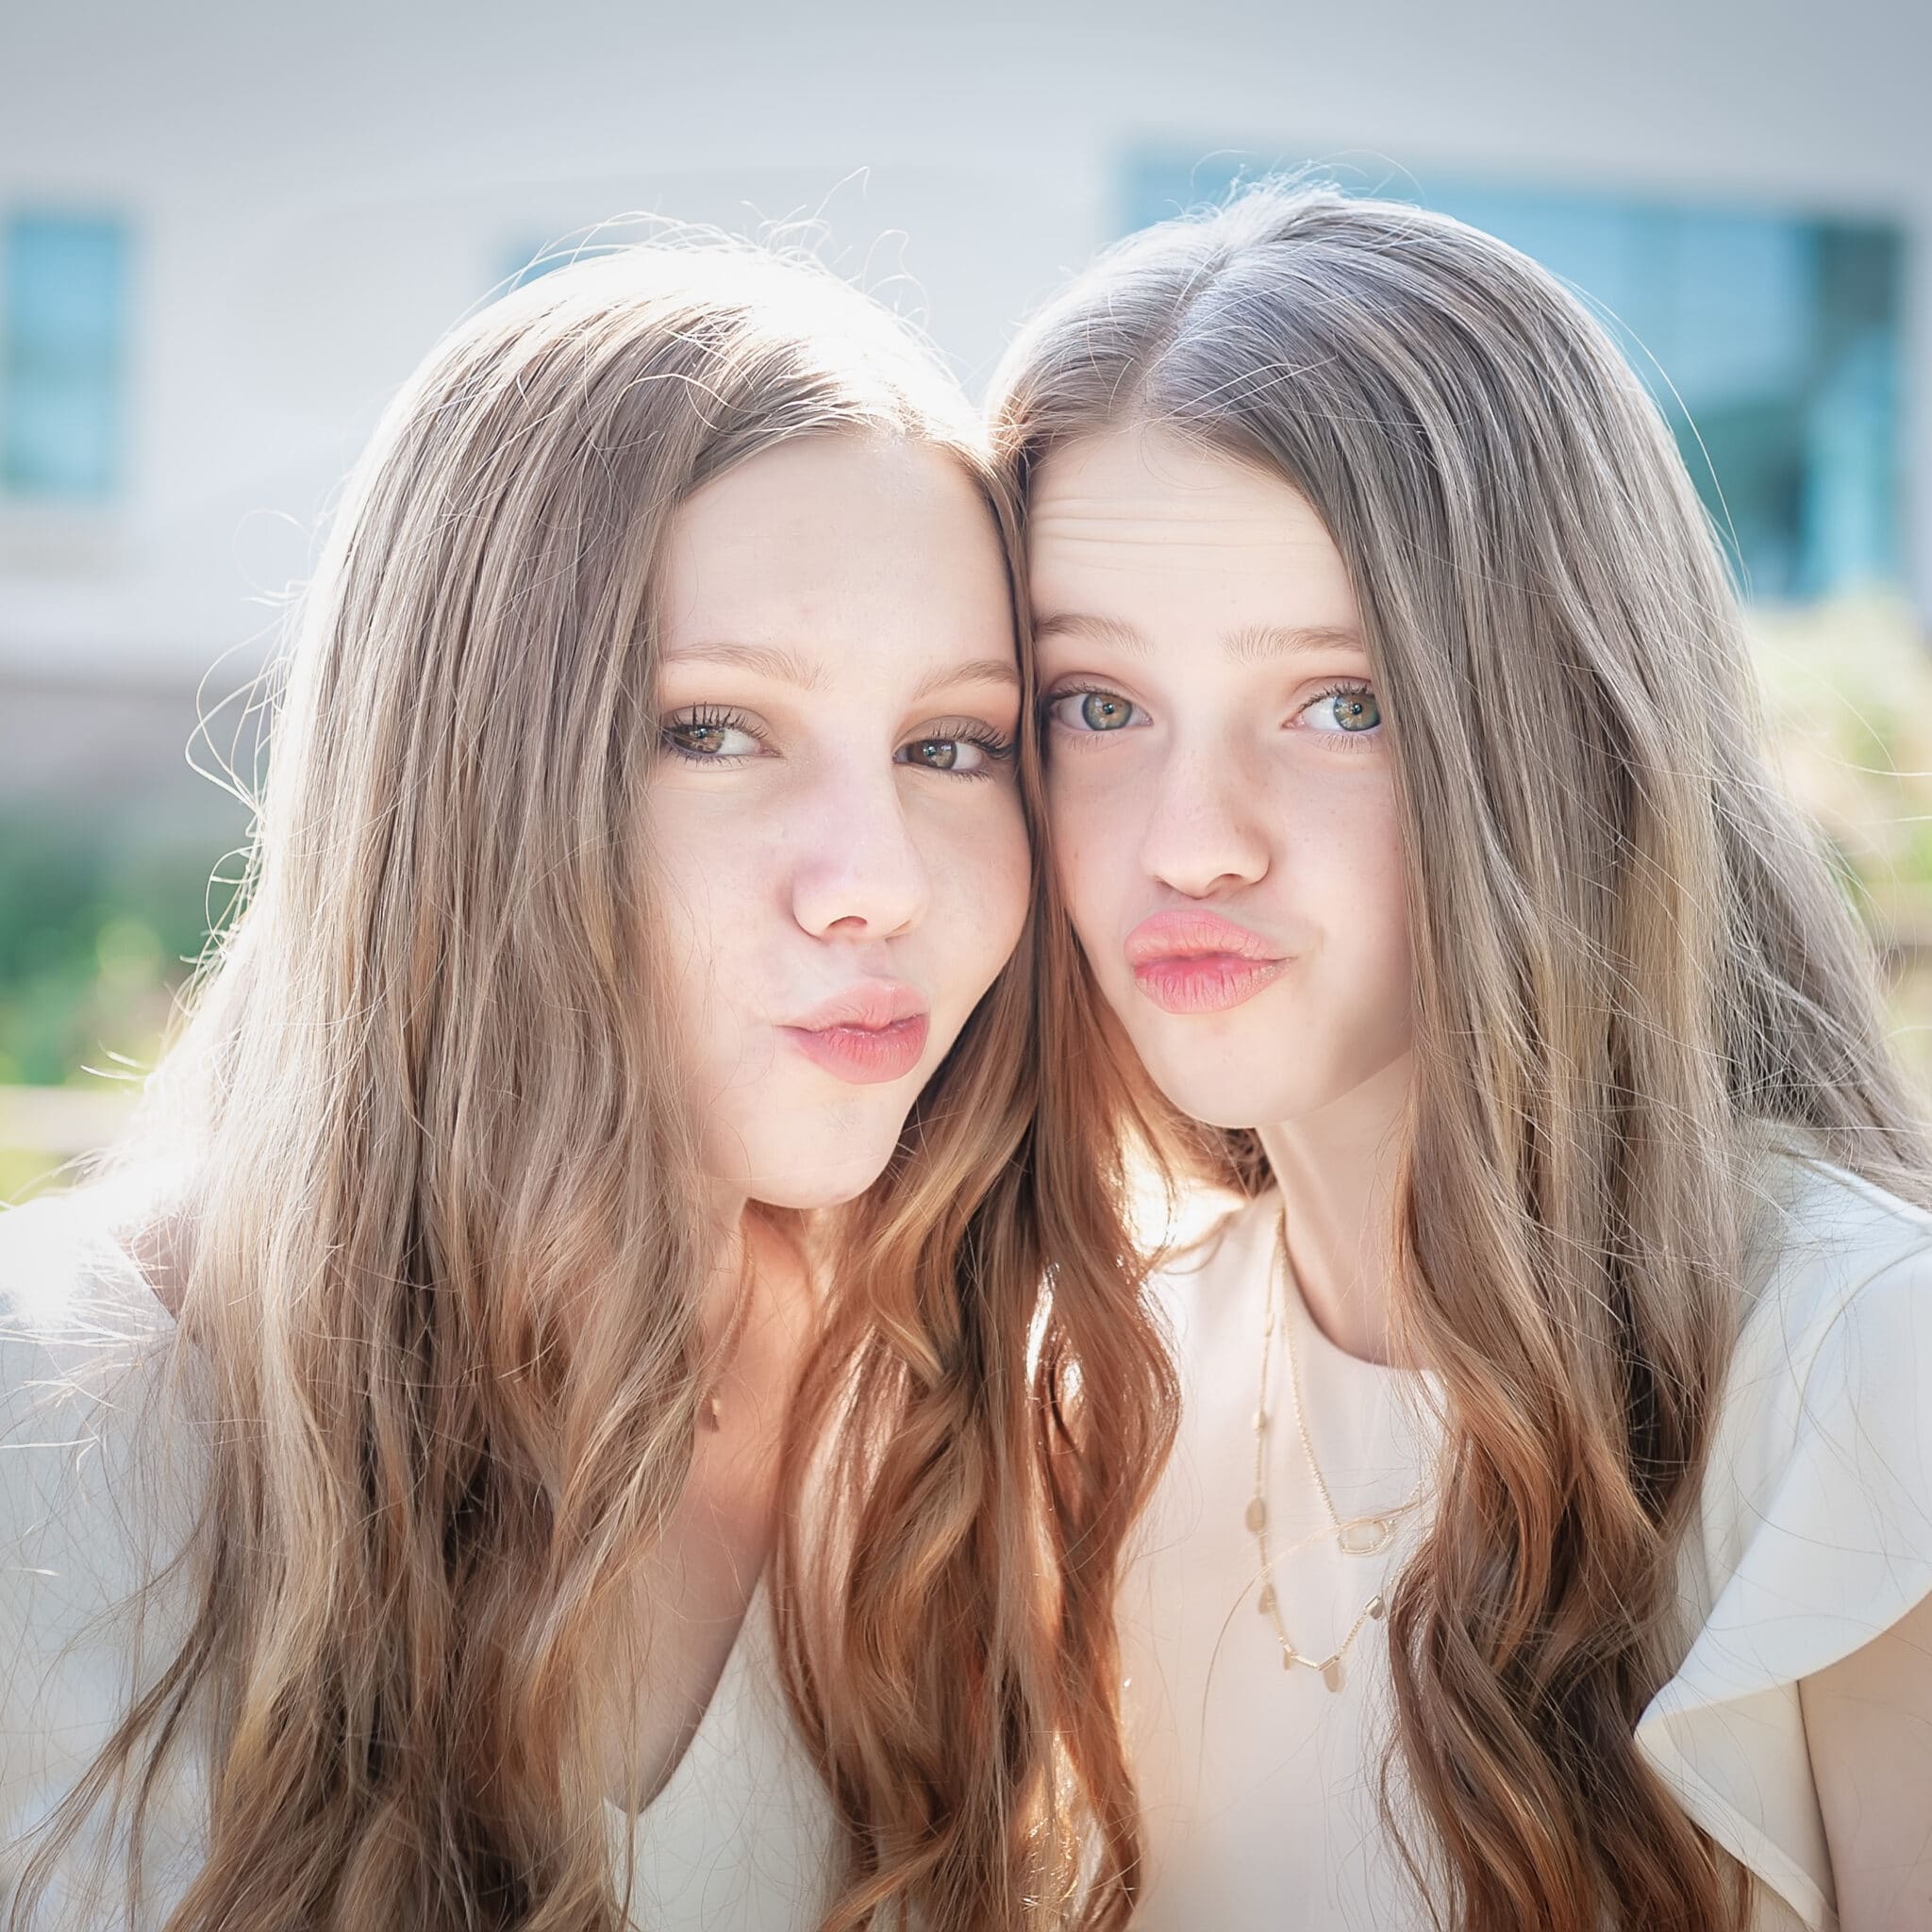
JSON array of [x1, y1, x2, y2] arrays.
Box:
[[933, 789, 1031, 986], [1044, 758, 1134, 934], [1315, 790, 1413, 1013], [644, 791, 770, 1061]]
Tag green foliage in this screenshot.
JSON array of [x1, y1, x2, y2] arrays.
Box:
[[0, 808, 231, 1088], [1, 596, 1927, 1189]]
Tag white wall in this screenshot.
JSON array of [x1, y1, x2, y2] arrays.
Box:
[[4, 0, 1930, 688]]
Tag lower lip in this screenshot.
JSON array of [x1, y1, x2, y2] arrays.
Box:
[[780, 1014, 930, 1085], [1133, 955, 1287, 1015]]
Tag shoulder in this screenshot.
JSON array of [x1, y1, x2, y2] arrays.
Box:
[[1138, 1182, 1270, 1358], [1719, 1142, 1932, 1478], [0, 1185, 178, 1448], [1705, 1139, 1932, 1573], [0, 1184, 197, 1636], [1636, 1144, 1932, 1927], [0, 1181, 176, 1333], [0, 1191, 212, 1922], [1737, 1135, 1932, 1339]]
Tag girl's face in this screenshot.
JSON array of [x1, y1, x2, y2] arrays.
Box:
[[651, 433, 1028, 1209], [1026, 424, 1412, 1132]]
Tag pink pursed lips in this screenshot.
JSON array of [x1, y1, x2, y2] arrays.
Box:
[[780, 980, 931, 1085], [1124, 909, 1289, 1015]]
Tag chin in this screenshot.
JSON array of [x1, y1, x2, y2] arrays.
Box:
[[1121, 1035, 1279, 1129], [750, 1169, 887, 1213], [741, 1126, 905, 1212], [1160, 1089, 1305, 1134], [1142, 1038, 1412, 1137], [1137, 1054, 1335, 1134]]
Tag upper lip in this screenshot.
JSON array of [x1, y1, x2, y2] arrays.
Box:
[[1124, 909, 1286, 965], [784, 980, 930, 1032]]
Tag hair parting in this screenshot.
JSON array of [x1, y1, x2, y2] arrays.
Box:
[[8, 234, 1174, 1932], [988, 179, 1931, 1932]]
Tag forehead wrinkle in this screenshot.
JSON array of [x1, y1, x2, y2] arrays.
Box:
[[658, 640, 829, 691], [1027, 503, 1302, 551]]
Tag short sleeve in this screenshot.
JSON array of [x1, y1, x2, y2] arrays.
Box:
[[1636, 1227, 1932, 1931]]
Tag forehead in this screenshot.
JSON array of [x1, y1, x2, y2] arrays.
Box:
[[658, 433, 1009, 652], [1025, 424, 1357, 632]]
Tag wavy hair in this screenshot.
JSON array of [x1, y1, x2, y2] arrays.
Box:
[[988, 183, 1932, 1932], [8, 237, 1173, 1931]]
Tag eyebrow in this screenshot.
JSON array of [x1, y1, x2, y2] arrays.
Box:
[[909, 656, 1023, 702], [660, 641, 827, 689], [1033, 612, 1365, 661], [660, 641, 1021, 701]]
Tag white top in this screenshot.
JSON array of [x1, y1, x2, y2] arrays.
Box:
[[1122, 1141, 1932, 1932], [9, 1144, 1930, 1931], [0, 1191, 839, 1930]]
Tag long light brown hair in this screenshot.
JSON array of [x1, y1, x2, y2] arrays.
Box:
[[989, 182, 1932, 1932], [8, 237, 1173, 1931]]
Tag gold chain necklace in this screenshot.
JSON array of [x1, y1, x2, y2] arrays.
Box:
[[1245, 1210, 1425, 1690]]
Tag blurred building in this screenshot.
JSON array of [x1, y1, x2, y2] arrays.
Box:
[[3, 0, 1931, 1158]]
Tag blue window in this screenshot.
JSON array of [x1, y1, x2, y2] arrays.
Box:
[[1122, 157, 1906, 602], [2, 212, 131, 502]]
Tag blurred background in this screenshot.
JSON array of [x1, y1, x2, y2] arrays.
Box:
[[3, 0, 1930, 1198]]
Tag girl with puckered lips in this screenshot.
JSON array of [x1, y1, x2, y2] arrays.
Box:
[[992, 183, 1932, 1932], [0, 241, 1169, 1932]]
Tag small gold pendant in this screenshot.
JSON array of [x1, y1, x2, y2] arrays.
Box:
[[1244, 1496, 1267, 1532], [1337, 1517, 1394, 1557], [1257, 1582, 1276, 1615], [1368, 1594, 1386, 1620], [1322, 1657, 1345, 1693], [1280, 1646, 1298, 1672]]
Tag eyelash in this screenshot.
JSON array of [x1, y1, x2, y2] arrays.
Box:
[[908, 717, 1018, 778], [1040, 680, 1137, 736], [658, 707, 1018, 775], [660, 705, 761, 762], [1040, 678, 1384, 746], [1301, 679, 1383, 748]]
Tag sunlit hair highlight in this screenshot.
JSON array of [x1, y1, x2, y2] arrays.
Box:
[[988, 182, 1932, 1932], [8, 234, 1169, 1932]]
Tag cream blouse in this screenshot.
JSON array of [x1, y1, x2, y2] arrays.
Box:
[[8, 1143, 1929, 1930], [0, 1191, 838, 1930], [1121, 1141, 1932, 1932]]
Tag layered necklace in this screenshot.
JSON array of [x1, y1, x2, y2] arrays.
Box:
[[1245, 1210, 1426, 1691]]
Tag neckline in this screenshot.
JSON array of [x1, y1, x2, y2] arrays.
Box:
[[603, 1567, 775, 1829], [1241, 1190, 1427, 1389], [16, 1191, 783, 1840]]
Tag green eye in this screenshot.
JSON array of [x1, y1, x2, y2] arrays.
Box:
[[1049, 689, 1142, 733], [893, 720, 1010, 775], [1300, 685, 1383, 737]]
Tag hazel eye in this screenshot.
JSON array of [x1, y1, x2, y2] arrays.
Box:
[[661, 711, 761, 760], [1049, 689, 1145, 734], [899, 737, 979, 773], [894, 717, 1014, 777], [1300, 686, 1382, 735]]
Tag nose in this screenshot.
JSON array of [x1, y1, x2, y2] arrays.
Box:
[[789, 766, 932, 940], [1136, 740, 1272, 899]]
